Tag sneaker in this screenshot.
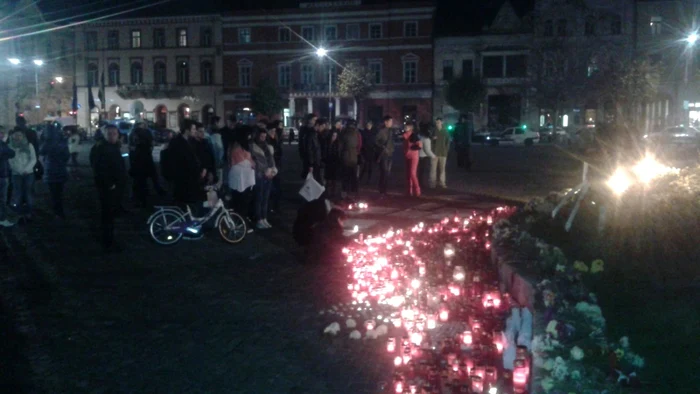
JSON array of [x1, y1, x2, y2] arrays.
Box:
[[0, 219, 15, 227], [256, 220, 268, 230], [263, 219, 272, 228]]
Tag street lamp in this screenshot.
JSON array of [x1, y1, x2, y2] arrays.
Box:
[[32, 59, 43, 98], [54, 76, 63, 84], [684, 32, 697, 127], [316, 47, 332, 121], [687, 32, 698, 45], [8, 58, 21, 65], [33, 59, 43, 66]]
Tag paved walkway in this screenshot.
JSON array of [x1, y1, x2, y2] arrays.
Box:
[[0, 144, 511, 393]]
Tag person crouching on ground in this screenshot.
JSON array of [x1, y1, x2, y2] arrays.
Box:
[[226, 142, 255, 232], [403, 123, 422, 197], [308, 208, 348, 264], [251, 128, 276, 229], [293, 190, 333, 248]]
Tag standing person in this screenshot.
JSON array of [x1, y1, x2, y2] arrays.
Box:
[[338, 123, 361, 200], [453, 114, 473, 170], [15, 118, 41, 182], [129, 127, 164, 208], [90, 125, 127, 252], [322, 129, 341, 199], [67, 127, 81, 179], [418, 124, 436, 189], [40, 123, 70, 220], [402, 123, 422, 197], [374, 115, 395, 197], [8, 130, 37, 221], [250, 128, 276, 229], [207, 116, 224, 182], [0, 127, 16, 227], [226, 142, 255, 232], [267, 121, 284, 213], [193, 122, 217, 186], [220, 115, 237, 163], [168, 120, 204, 211], [359, 120, 376, 184], [430, 117, 451, 189], [288, 127, 295, 145], [298, 113, 317, 175], [303, 118, 324, 182]]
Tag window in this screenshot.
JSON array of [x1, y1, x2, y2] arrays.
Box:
[[301, 64, 314, 85], [301, 26, 314, 41], [505, 55, 527, 77], [324, 25, 337, 40], [238, 63, 251, 87], [177, 28, 187, 47], [131, 30, 141, 48], [238, 28, 251, 44], [87, 63, 98, 85], [176, 61, 189, 85], [462, 59, 473, 77], [154, 62, 167, 84], [85, 31, 97, 50], [279, 27, 291, 42], [543, 20, 553, 36], [404, 21, 418, 37], [650, 16, 662, 36], [369, 61, 382, 84], [483, 56, 504, 78], [557, 19, 567, 36], [346, 24, 360, 40], [201, 61, 213, 85], [201, 27, 213, 47], [130, 62, 143, 84], [442, 60, 453, 80], [403, 60, 417, 83], [278, 64, 291, 87], [369, 23, 382, 39], [585, 16, 595, 36], [153, 28, 166, 48], [107, 30, 119, 49], [611, 15, 622, 35], [108, 63, 120, 86], [587, 57, 599, 77]]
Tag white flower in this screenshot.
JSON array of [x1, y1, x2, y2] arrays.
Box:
[[555, 264, 566, 272], [575, 302, 606, 327], [543, 359, 554, 371], [346, 318, 357, 328], [619, 336, 630, 348], [374, 324, 388, 337], [323, 322, 341, 335], [349, 330, 362, 340], [570, 346, 584, 360], [631, 354, 645, 368], [365, 329, 378, 339], [540, 377, 555, 392], [551, 356, 568, 381], [571, 370, 581, 380]]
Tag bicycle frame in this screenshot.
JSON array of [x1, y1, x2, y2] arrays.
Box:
[[147, 198, 233, 236]]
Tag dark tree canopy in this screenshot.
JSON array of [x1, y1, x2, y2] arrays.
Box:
[[444, 76, 486, 114], [251, 79, 284, 118]]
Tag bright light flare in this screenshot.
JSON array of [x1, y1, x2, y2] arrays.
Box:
[[33, 59, 43, 66], [687, 32, 699, 45], [8, 58, 20, 65], [607, 168, 633, 196], [632, 155, 673, 185], [316, 47, 328, 57]]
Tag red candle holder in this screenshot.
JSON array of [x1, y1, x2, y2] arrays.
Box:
[[513, 358, 529, 393]]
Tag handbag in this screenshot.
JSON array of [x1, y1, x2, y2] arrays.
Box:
[[298, 172, 325, 202]]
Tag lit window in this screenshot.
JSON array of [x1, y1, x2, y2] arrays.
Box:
[[403, 60, 417, 83], [239, 28, 251, 44], [404, 21, 418, 37], [369, 23, 382, 39], [177, 28, 188, 47], [650, 16, 662, 36], [131, 30, 141, 48]]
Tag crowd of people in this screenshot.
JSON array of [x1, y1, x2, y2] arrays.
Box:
[[0, 111, 473, 257]]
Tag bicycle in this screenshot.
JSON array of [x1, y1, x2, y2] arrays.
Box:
[[147, 186, 247, 245]]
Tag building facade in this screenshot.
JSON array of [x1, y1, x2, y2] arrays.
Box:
[[72, 14, 224, 131], [221, 0, 435, 126], [434, 1, 533, 129]]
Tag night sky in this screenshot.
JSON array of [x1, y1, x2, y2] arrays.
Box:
[[22, 0, 534, 36]]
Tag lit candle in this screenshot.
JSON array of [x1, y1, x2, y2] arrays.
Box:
[[391, 269, 399, 279], [462, 330, 473, 345], [470, 375, 484, 393], [439, 308, 449, 322], [391, 317, 402, 328], [365, 320, 375, 331], [444, 244, 455, 258], [453, 266, 466, 282], [394, 356, 403, 367], [395, 381, 403, 393], [409, 331, 423, 346], [513, 359, 528, 393], [387, 337, 396, 352], [426, 315, 437, 330]]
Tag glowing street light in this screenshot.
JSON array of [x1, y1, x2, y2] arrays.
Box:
[[316, 47, 328, 57], [687, 32, 698, 45], [54, 76, 64, 84], [33, 59, 44, 66], [8, 58, 21, 65]]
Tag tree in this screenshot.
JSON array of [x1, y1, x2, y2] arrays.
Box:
[[338, 63, 374, 103], [251, 79, 284, 118], [444, 76, 486, 114]]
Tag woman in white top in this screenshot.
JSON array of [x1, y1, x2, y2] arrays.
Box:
[[226, 142, 256, 229], [418, 126, 436, 190]]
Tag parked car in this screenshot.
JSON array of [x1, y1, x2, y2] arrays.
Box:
[[488, 127, 540, 146], [472, 128, 491, 143], [644, 125, 700, 162]]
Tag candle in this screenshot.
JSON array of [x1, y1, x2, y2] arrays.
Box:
[[470, 375, 484, 393], [453, 266, 466, 282], [395, 381, 403, 393], [391, 317, 402, 328], [387, 337, 396, 352], [394, 356, 403, 367], [513, 359, 528, 393], [462, 330, 473, 345], [426, 315, 437, 330], [484, 367, 497, 385], [365, 320, 375, 331], [439, 308, 449, 322], [409, 331, 423, 346]]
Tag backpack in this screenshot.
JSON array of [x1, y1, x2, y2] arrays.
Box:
[[160, 146, 176, 181]]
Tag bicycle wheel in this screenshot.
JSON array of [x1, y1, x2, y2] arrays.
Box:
[[217, 210, 247, 244], [149, 210, 185, 245]]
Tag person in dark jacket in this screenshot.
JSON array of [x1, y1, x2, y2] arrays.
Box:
[[267, 121, 284, 213], [308, 208, 348, 264], [338, 124, 362, 199], [169, 119, 204, 208], [298, 113, 317, 176], [220, 115, 237, 162], [193, 122, 217, 186], [293, 190, 333, 247], [322, 129, 341, 199], [374, 115, 395, 196], [90, 125, 127, 252], [303, 118, 325, 182], [0, 126, 17, 227], [40, 122, 70, 219], [129, 127, 164, 208], [359, 120, 376, 183], [453, 114, 473, 170]]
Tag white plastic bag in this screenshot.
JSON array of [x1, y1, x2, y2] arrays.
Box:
[[299, 172, 325, 202]]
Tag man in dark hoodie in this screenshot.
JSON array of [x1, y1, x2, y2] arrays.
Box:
[[0, 126, 17, 227], [90, 124, 127, 252], [169, 119, 204, 209]]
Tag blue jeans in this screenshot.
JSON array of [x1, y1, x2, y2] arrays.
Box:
[[0, 177, 8, 221], [254, 176, 272, 221], [11, 174, 34, 215]]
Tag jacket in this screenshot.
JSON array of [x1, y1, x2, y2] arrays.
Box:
[[8, 132, 37, 175], [433, 126, 451, 157], [0, 139, 16, 178], [453, 122, 473, 146], [129, 128, 157, 178], [40, 125, 70, 183], [338, 128, 362, 166], [208, 130, 224, 168], [192, 138, 216, 180], [360, 127, 376, 157], [251, 141, 276, 178], [169, 134, 203, 204], [267, 133, 283, 167], [303, 131, 322, 167], [90, 141, 127, 190], [403, 132, 422, 159], [419, 136, 436, 159], [374, 127, 394, 160]]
